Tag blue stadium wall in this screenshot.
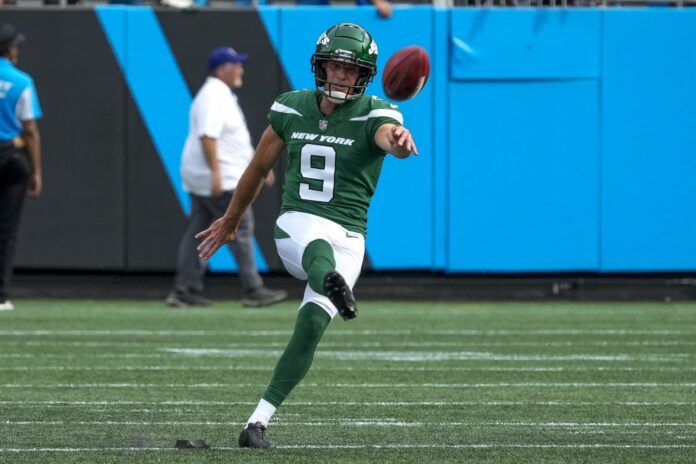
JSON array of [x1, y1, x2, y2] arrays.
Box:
[[9, 7, 696, 273]]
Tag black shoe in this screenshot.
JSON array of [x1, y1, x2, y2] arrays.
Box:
[[242, 287, 287, 308], [238, 422, 273, 449], [165, 288, 211, 308], [324, 271, 357, 320]]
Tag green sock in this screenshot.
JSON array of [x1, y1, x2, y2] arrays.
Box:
[[302, 239, 336, 294], [262, 303, 331, 407]]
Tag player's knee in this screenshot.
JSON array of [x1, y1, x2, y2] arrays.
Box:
[[301, 239, 335, 271], [305, 317, 327, 344], [296, 302, 331, 347]]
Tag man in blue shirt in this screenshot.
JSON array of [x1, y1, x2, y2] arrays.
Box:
[[296, 0, 393, 18], [0, 23, 42, 311]]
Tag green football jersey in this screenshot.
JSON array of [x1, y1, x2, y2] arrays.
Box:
[[268, 90, 403, 236]]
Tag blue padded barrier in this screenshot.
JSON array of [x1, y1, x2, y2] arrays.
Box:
[[447, 9, 601, 271], [601, 10, 696, 271]]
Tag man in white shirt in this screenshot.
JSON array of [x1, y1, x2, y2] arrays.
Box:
[[166, 47, 287, 308]]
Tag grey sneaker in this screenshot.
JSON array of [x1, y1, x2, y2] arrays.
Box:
[[165, 288, 211, 308], [324, 271, 357, 320], [238, 422, 273, 449], [0, 299, 14, 311], [242, 287, 287, 308]]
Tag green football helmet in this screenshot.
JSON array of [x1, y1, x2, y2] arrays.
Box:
[[311, 23, 378, 103]]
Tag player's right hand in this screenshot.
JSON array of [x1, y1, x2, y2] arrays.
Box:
[[196, 216, 238, 260], [387, 125, 418, 156]]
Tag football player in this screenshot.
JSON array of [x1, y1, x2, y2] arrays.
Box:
[[196, 22, 418, 448]]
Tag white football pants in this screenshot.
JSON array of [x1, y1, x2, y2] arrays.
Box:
[[275, 211, 365, 318]]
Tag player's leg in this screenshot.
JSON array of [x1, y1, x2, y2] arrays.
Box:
[[239, 213, 364, 448], [264, 301, 330, 405], [303, 226, 363, 321], [304, 238, 357, 318], [240, 213, 332, 447], [302, 238, 335, 294], [0, 150, 31, 308], [167, 194, 211, 307], [272, 212, 364, 322], [239, 301, 330, 448], [304, 237, 358, 320]]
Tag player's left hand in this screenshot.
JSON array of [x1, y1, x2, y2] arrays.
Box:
[[26, 173, 42, 197], [387, 125, 418, 156], [195, 216, 238, 260]]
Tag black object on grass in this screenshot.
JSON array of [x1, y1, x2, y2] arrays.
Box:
[[175, 439, 210, 449]]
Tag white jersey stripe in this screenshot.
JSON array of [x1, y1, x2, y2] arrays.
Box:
[[270, 101, 303, 117], [349, 109, 403, 124], [15, 87, 37, 122]]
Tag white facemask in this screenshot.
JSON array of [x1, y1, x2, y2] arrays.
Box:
[[322, 87, 361, 104], [325, 89, 348, 104]]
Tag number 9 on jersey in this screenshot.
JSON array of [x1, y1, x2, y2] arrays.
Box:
[[299, 144, 336, 203]]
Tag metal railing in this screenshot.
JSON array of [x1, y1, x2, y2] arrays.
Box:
[[4, 0, 696, 8], [452, 0, 696, 6]]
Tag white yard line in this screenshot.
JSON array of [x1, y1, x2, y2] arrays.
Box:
[[3, 343, 695, 362], [325, 382, 696, 388], [0, 444, 695, 452], [3, 341, 157, 347], [1, 350, 691, 363], [0, 329, 691, 336], [2, 365, 695, 372], [1, 382, 696, 388], [161, 348, 691, 362], [277, 443, 696, 449], [3, 340, 696, 347], [4, 420, 696, 427], [2, 400, 696, 407], [77, 353, 696, 364], [428, 330, 694, 336]]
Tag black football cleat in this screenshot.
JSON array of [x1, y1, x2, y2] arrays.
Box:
[[324, 271, 357, 321], [238, 422, 274, 449]]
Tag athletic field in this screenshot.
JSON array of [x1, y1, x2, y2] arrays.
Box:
[[1, 300, 695, 463]]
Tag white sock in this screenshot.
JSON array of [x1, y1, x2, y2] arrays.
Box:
[[246, 399, 276, 428]]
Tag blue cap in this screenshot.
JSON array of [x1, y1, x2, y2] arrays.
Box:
[[0, 23, 25, 50], [208, 47, 248, 71]]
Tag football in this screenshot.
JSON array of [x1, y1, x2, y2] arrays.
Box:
[[381, 46, 430, 101]]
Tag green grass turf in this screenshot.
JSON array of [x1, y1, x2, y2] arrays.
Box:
[[0, 300, 695, 463]]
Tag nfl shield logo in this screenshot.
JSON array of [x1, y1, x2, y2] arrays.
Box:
[[319, 119, 328, 131]]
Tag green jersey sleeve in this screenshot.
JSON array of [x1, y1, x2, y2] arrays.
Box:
[[365, 96, 404, 146], [267, 91, 305, 140]]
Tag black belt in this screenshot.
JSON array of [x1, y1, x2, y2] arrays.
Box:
[[0, 142, 18, 157]]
